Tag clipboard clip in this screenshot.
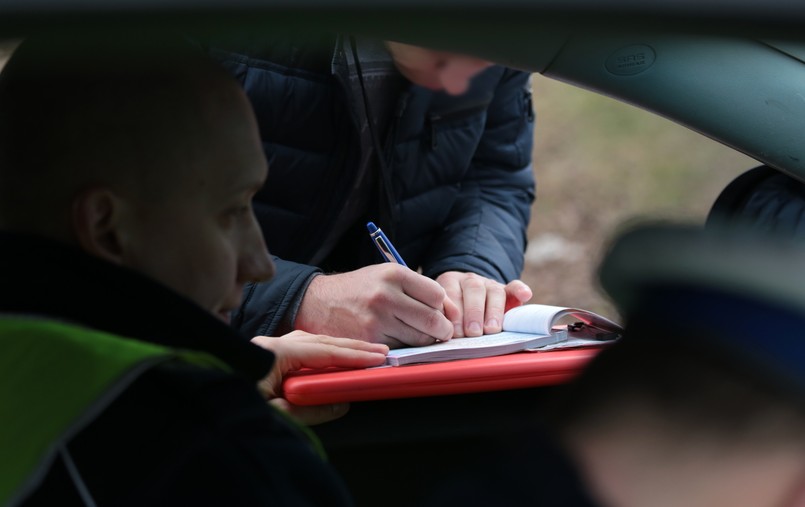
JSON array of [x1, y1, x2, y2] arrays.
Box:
[[568, 321, 621, 341]]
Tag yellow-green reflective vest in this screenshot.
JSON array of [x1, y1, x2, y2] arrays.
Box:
[[0, 316, 230, 506]]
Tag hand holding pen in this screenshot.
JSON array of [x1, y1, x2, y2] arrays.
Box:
[[367, 222, 531, 339], [292, 223, 455, 348], [366, 222, 460, 342]]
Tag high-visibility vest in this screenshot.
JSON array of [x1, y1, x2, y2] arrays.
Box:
[[0, 316, 233, 506]]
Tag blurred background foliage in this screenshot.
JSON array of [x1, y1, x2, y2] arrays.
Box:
[[524, 74, 756, 319]]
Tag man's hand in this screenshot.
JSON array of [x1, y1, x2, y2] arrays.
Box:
[[294, 264, 456, 348], [251, 331, 388, 425], [435, 272, 533, 337]]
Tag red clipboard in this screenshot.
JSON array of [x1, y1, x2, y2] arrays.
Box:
[[283, 347, 602, 406]]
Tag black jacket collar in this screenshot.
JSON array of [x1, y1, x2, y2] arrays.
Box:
[[0, 231, 275, 382]]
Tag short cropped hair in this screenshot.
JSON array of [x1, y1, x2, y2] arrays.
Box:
[[0, 33, 240, 231]]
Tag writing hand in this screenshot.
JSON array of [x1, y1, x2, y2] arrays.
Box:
[[251, 331, 388, 425], [435, 272, 533, 337], [294, 264, 455, 347]]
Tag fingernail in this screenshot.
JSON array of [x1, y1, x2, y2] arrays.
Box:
[[486, 319, 499, 329], [453, 323, 464, 337], [468, 321, 482, 335]]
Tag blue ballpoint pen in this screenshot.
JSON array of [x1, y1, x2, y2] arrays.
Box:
[[366, 222, 408, 267]]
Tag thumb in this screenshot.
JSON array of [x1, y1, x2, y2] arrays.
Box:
[[505, 280, 533, 311]]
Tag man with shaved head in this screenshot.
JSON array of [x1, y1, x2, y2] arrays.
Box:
[[0, 35, 386, 506]]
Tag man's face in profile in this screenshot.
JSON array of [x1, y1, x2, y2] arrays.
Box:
[[117, 86, 275, 322]]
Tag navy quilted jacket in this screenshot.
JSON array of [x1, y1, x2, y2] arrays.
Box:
[[211, 35, 536, 337]]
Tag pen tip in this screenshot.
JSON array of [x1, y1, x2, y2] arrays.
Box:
[[366, 222, 378, 233]]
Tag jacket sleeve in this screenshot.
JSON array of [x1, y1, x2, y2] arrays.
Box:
[[421, 69, 536, 283], [729, 170, 805, 236], [232, 256, 321, 337]]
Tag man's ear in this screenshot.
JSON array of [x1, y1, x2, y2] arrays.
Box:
[[71, 187, 126, 264]]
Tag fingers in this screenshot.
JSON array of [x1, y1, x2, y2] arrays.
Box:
[[270, 331, 390, 354], [437, 272, 465, 338], [391, 270, 454, 344], [270, 398, 350, 426], [252, 333, 389, 372], [252, 333, 388, 404], [459, 275, 508, 336], [290, 265, 529, 349], [482, 283, 506, 335], [460, 275, 487, 337], [435, 272, 535, 337], [295, 264, 453, 345], [436, 271, 494, 337], [381, 309, 453, 346], [399, 268, 449, 310], [442, 295, 462, 338]]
